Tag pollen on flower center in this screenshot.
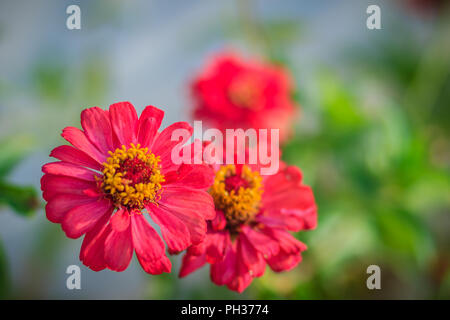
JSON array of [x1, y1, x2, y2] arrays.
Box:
[[100, 143, 165, 209], [210, 164, 263, 230]]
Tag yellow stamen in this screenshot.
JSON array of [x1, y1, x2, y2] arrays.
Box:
[[100, 143, 165, 209], [210, 164, 263, 228]]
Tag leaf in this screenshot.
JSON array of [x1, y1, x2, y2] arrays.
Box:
[[0, 239, 10, 299], [0, 182, 39, 216], [0, 135, 34, 178]]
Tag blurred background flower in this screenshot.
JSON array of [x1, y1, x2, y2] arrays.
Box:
[[0, 0, 449, 299]]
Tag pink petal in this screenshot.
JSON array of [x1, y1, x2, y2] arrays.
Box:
[[147, 205, 191, 254], [138, 105, 164, 146], [211, 210, 226, 231], [242, 226, 280, 258], [211, 242, 237, 286], [42, 162, 99, 181], [257, 206, 317, 232], [62, 126, 105, 163], [266, 251, 303, 272], [238, 234, 266, 277], [41, 174, 95, 201], [205, 231, 229, 263], [159, 187, 215, 244], [137, 254, 171, 275], [109, 101, 138, 146], [80, 107, 114, 154], [104, 209, 133, 272], [163, 163, 215, 190], [50, 145, 102, 170], [80, 213, 111, 271], [130, 214, 166, 263], [45, 193, 99, 223], [62, 198, 113, 239], [138, 117, 159, 149], [139, 105, 164, 129], [152, 121, 193, 171], [179, 252, 207, 278], [263, 228, 307, 254]]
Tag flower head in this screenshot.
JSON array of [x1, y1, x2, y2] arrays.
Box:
[[191, 52, 298, 143], [179, 158, 317, 293], [41, 102, 215, 274]]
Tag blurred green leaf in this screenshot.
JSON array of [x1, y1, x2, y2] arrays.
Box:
[[0, 135, 34, 178], [0, 239, 10, 299], [373, 208, 435, 266], [0, 182, 38, 216]]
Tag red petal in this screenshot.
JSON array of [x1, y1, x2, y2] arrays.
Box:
[[138, 117, 159, 149], [80, 107, 114, 154], [179, 252, 207, 278], [42, 162, 98, 181], [152, 121, 193, 171], [104, 209, 133, 272], [109, 101, 138, 146], [62, 198, 113, 239], [41, 174, 95, 201], [159, 187, 214, 244], [80, 213, 111, 271], [163, 163, 215, 190], [50, 145, 102, 170], [130, 214, 166, 262], [211, 242, 237, 286], [139, 105, 164, 128], [148, 204, 191, 254], [242, 226, 280, 258], [45, 193, 99, 223], [137, 254, 171, 275], [62, 126, 105, 163]]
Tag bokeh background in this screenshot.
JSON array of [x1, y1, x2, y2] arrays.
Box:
[[0, 0, 449, 299]]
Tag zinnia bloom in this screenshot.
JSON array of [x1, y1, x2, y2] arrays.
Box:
[[191, 52, 297, 143], [179, 159, 317, 293], [41, 102, 215, 274]]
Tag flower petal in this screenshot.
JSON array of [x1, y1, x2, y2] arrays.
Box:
[[42, 162, 99, 181], [152, 121, 193, 171], [104, 209, 133, 272], [242, 226, 280, 258], [137, 254, 171, 275], [131, 214, 167, 266], [211, 242, 237, 286], [109, 101, 138, 146], [147, 204, 191, 254], [163, 163, 215, 190], [62, 126, 105, 163], [179, 252, 207, 278], [50, 145, 102, 170], [80, 213, 111, 271], [80, 107, 114, 154], [41, 174, 96, 201], [45, 193, 99, 223], [62, 198, 113, 239], [138, 117, 159, 149], [159, 187, 215, 244]]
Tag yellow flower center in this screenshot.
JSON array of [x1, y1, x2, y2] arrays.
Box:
[[210, 164, 263, 230], [100, 143, 165, 209]]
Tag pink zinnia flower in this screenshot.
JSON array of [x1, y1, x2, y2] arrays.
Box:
[[41, 102, 215, 274], [191, 52, 298, 143], [179, 160, 317, 292]]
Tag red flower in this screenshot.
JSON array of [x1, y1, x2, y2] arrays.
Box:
[[191, 52, 298, 143], [41, 102, 215, 274], [179, 161, 317, 293]]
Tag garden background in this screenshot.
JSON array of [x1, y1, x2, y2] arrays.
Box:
[[0, 0, 449, 299]]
